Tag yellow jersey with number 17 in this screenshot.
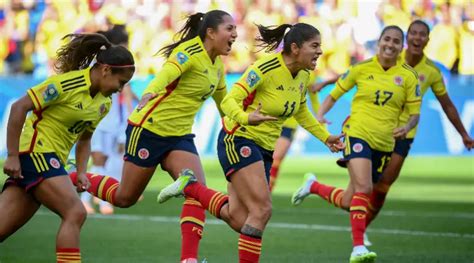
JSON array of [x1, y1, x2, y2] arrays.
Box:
[[330, 56, 421, 152], [399, 51, 446, 139], [128, 36, 227, 137], [20, 68, 111, 164], [221, 52, 330, 151]]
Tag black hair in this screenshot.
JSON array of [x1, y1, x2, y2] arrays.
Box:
[[255, 23, 320, 53], [99, 25, 129, 46], [379, 25, 405, 46], [158, 10, 231, 57], [54, 33, 135, 74], [407, 20, 430, 35]]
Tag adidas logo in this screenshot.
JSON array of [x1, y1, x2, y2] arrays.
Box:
[[147, 117, 153, 123], [276, 85, 284, 91], [203, 69, 208, 74], [75, 103, 83, 110], [367, 75, 374, 80]]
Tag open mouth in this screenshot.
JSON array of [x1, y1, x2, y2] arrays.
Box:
[[227, 39, 235, 51]]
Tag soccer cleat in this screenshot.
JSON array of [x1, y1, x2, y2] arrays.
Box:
[[157, 169, 197, 204], [364, 233, 372, 247], [349, 251, 377, 263], [336, 157, 348, 168], [291, 173, 317, 206], [99, 203, 114, 215]]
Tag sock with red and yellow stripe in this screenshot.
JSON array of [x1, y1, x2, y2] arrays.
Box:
[[69, 172, 119, 205], [269, 160, 280, 192], [238, 234, 262, 263], [183, 183, 228, 219], [56, 247, 81, 263], [180, 198, 206, 261], [366, 183, 390, 227], [350, 192, 370, 246], [310, 182, 345, 208]]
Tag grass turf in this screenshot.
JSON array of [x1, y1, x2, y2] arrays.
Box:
[[0, 156, 473, 262]]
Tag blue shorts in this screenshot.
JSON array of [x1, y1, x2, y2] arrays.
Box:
[[280, 127, 296, 141], [343, 136, 392, 183], [124, 124, 198, 168], [393, 138, 414, 157], [2, 152, 67, 192], [217, 129, 273, 183]]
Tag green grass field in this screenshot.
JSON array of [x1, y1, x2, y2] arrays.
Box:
[[1, 156, 473, 262]]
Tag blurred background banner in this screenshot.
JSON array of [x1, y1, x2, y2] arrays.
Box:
[[0, 0, 473, 156], [1, 73, 472, 156]]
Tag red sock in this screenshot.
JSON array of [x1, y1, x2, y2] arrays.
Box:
[[310, 182, 345, 208], [180, 198, 206, 261], [184, 183, 228, 218], [366, 183, 390, 227], [70, 172, 119, 205], [350, 192, 370, 246], [238, 234, 262, 263], [269, 163, 280, 192], [56, 247, 81, 263]]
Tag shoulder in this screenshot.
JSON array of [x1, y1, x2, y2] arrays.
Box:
[[424, 57, 442, 75], [55, 68, 89, 93], [173, 37, 204, 58], [352, 58, 373, 70], [254, 54, 281, 75], [400, 63, 418, 80]]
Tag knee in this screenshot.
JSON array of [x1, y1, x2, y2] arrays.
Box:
[[64, 203, 87, 226], [114, 196, 136, 208]]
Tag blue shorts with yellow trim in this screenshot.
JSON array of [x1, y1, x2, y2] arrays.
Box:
[[124, 124, 198, 168], [343, 136, 392, 183], [393, 138, 414, 157], [217, 129, 273, 183], [280, 127, 296, 141], [2, 152, 67, 192]]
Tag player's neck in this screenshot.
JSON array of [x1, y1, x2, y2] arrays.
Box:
[[282, 53, 300, 77], [89, 68, 100, 97], [405, 50, 423, 67], [203, 40, 217, 63], [377, 55, 397, 71]]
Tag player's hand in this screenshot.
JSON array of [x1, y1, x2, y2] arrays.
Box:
[[3, 155, 23, 179], [316, 114, 332, 125], [248, 103, 278, 125], [393, 126, 409, 140], [137, 93, 157, 111], [325, 133, 345, 152], [76, 172, 90, 192], [462, 135, 474, 151], [310, 82, 325, 93]]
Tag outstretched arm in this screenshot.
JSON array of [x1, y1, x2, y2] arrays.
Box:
[[437, 93, 473, 150]]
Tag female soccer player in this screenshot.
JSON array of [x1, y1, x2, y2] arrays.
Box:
[[363, 20, 473, 237], [158, 23, 344, 263], [269, 74, 338, 192], [291, 25, 421, 262], [68, 10, 237, 263], [0, 33, 135, 262]]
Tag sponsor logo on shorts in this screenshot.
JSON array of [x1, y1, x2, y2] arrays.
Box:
[[353, 143, 363, 153], [138, 148, 150, 160], [240, 146, 252, 158], [49, 158, 61, 169]]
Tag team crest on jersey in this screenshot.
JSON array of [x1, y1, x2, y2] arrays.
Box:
[[419, 74, 425, 83], [176, 52, 188, 65], [415, 84, 421, 97], [49, 158, 61, 169], [341, 70, 349, 80], [246, 70, 260, 88], [394, 76, 403, 86], [138, 148, 150, 159], [99, 104, 107, 117], [240, 146, 252, 158], [352, 143, 363, 153], [42, 83, 59, 102]]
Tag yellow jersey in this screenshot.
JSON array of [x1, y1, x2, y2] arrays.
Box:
[[20, 68, 111, 164], [221, 52, 330, 151], [400, 51, 446, 138], [128, 36, 227, 136], [283, 71, 320, 130], [330, 56, 421, 152]]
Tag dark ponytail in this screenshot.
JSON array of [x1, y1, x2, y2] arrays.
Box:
[[158, 10, 231, 58], [55, 33, 135, 74], [256, 23, 320, 53]]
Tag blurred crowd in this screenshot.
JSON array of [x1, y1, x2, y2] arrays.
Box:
[[1, 0, 473, 79]]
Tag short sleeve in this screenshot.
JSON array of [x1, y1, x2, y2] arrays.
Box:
[[405, 75, 422, 115], [27, 78, 62, 111], [431, 70, 447, 96]]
